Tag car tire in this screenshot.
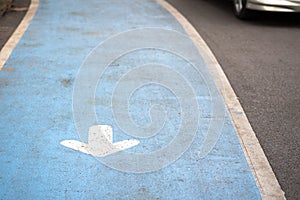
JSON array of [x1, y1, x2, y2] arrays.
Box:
[[233, 0, 251, 19]]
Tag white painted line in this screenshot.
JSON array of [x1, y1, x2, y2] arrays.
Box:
[[156, 0, 286, 199], [0, 0, 39, 70]]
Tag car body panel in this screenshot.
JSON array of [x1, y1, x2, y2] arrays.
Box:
[[246, 0, 300, 12]]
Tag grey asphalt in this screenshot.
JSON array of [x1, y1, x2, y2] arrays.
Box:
[[0, 0, 29, 50], [167, 0, 300, 199]]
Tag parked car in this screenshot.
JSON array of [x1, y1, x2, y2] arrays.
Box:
[[233, 0, 300, 19]]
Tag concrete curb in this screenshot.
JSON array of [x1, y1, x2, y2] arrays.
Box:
[[0, 0, 39, 70]]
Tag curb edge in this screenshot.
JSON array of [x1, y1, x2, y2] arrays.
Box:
[[156, 0, 286, 199], [0, 0, 39, 70]]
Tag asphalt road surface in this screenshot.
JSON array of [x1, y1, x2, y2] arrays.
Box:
[[167, 0, 300, 199], [0, 0, 29, 50]]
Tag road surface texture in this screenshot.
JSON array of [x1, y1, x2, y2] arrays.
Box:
[[167, 0, 300, 199]]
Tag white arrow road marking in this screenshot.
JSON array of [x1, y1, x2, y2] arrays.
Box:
[[60, 125, 140, 157]]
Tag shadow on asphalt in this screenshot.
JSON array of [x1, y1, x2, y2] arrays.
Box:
[[247, 12, 300, 27]]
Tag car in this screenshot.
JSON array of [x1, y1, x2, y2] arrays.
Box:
[[233, 0, 300, 19]]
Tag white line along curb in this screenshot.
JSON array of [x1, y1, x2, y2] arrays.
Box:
[[156, 0, 286, 199], [0, 0, 39, 70]]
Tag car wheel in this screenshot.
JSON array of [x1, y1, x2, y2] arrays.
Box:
[[233, 0, 251, 19]]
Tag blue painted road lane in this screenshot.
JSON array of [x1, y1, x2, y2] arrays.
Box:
[[0, 0, 261, 199]]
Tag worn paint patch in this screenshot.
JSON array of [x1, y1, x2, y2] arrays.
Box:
[[0, 68, 14, 72]]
